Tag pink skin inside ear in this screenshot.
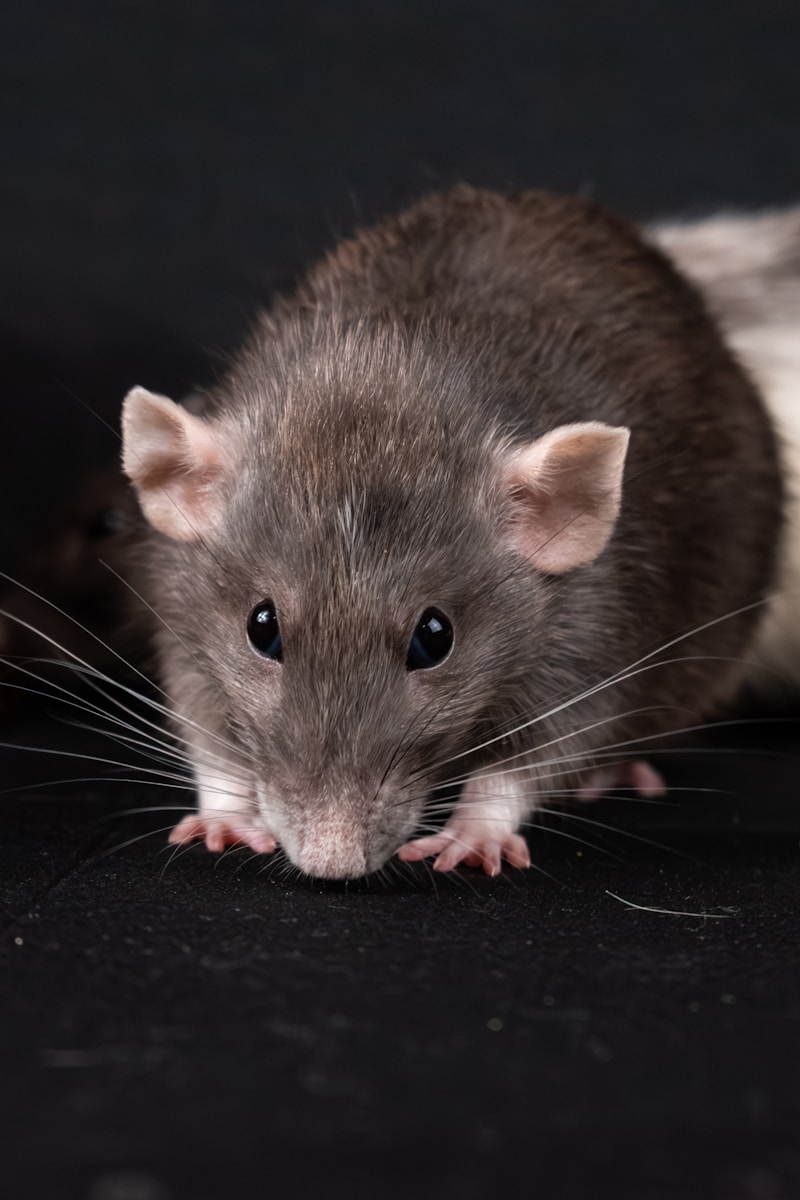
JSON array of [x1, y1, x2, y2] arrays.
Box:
[[122, 387, 228, 542], [506, 422, 630, 575]]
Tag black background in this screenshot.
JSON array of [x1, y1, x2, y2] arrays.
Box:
[[2, 2, 800, 1198], [3, 0, 800, 563]]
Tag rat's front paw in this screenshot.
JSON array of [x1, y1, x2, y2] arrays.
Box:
[[397, 825, 530, 875], [168, 813, 278, 855]]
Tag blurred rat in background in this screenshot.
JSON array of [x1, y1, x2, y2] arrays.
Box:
[[0, 465, 144, 717]]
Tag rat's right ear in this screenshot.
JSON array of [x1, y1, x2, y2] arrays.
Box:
[[121, 387, 230, 542], [503, 421, 630, 573]]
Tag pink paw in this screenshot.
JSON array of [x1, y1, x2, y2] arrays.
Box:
[[397, 829, 531, 876], [168, 813, 277, 856], [576, 760, 666, 802]]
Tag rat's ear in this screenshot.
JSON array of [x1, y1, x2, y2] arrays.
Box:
[[122, 387, 230, 542], [504, 422, 630, 574]]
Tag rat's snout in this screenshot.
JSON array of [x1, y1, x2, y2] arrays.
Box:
[[293, 834, 370, 880], [279, 795, 395, 880]]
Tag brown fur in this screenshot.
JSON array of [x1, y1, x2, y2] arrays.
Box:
[[127, 186, 784, 877]]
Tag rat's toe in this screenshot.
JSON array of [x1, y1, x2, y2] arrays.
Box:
[[399, 826, 530, 875], [168, 814, 277, 855], [396, 833, 451, 862], [577, 760, 666, 802]]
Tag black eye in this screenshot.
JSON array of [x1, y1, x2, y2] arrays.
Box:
[[407, 608, 453, 670], [247, 599, 283, 661], [86, 506, 127, 540]]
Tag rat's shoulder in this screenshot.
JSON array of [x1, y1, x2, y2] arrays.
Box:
[[289, 185, 698, 332]]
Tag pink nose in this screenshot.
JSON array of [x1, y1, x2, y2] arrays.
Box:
[[291, 822, 372, 880]]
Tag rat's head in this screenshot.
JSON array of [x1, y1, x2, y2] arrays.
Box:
[[121, 321, 629, 878]]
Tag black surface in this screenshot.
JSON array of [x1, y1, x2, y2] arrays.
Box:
[[3, 716, 800, 1200], [3, 2, 800, 1197]]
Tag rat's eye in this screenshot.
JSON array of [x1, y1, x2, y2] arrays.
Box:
[[247, 599, 283, 661], [407, 608, 453, 670], [86, 506, 128, 540]]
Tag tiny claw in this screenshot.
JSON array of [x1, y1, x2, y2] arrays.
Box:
[[502, 835, 532, 870]]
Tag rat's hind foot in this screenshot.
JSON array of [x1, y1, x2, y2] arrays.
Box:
[[576, 760, 666, 802], [168, 813, 278, 856], [397, 825, 531, 876]]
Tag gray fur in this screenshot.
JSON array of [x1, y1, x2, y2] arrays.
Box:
[[125, 187, 785, 878]]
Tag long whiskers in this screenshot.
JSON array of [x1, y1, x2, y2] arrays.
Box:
[[98, 558, 210, 679], [0, 737, 241, 795], [0, 586, 253, 765], [0, 652, 249, 787], [0, 619, 253, 777], [434, 643, 767, 774], [413, 703, 684, 797]]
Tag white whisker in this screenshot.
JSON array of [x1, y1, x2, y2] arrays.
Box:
[[418, 704, 682, 795], [434, 618, 770, 771], [0, 602, 253, 765], [0, 643, 253, 782], [0, 569, 159, 696], [98, 558, 207, 675], [605, 890, 736, 919]]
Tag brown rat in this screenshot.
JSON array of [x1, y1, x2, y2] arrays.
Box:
[[0, 392, 212, 717], [120, 186, 785, 879], [0, 466, 145, 716]]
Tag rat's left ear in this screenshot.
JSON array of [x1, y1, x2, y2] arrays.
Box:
[[504, 422, 630, 574], [122, 387, 231, 542]]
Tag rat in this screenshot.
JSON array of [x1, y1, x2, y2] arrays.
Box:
[[0, 466, 145, 717], [0, 392, 207, 718], [650, 206, 800, 690], [119, 185, 788, 880]]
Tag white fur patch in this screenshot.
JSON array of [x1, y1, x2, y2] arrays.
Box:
[[652, 210, 800, 693], [195, 771, 255, 816], [728, 323, 800, 691]]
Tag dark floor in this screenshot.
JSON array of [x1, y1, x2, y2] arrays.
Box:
[[3, 2, 800, 1198], [3, 713, 800, 1200]]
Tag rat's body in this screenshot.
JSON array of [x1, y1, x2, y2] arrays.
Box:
[[651, 208, 800, 688], [122, 187, 785, 879]]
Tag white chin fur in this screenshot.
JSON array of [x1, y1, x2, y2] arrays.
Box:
[[651, 210, 800, 694]]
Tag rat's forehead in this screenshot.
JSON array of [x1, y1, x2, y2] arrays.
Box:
[[264, 374, 504, 495], [235, 312, 493, 453], [272, 395, 455, 479], [219, 459, 499, 612]]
